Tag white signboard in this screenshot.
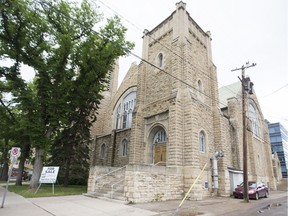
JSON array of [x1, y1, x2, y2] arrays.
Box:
[[39, 166, 59, 184]]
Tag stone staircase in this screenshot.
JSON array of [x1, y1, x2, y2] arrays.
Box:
[[86, 166, 126, 201]]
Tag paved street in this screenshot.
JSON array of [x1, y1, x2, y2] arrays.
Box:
[[133, 190, 287, 216], [0, 183, 287, 216]]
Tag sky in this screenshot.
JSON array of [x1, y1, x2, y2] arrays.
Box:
[[94, 0, 288, 129], [8, 0, 287, 129]]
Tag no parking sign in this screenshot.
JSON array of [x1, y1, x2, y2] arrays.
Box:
[[10, 147, 21, 158], [1, 147, 21, 208], [10, 147, 21, 163]]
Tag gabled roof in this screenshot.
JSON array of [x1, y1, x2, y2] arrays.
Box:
[[218, 81, 242, 109]]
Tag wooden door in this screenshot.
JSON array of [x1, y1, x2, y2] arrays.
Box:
[[154, 144, 166, 165]]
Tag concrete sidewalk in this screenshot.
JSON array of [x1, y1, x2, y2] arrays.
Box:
[[0, 187, 157, 216], [1, 182, 287, 216]]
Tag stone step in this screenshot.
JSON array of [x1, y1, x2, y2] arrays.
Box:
[[84, 193, 128, 203], [89, 167, 126, 202], [89, 185, 125, 200], [95, 184, 124, 192]]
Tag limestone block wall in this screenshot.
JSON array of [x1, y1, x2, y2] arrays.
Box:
[[124, 164, 183, 203], [183, 166, 211, 200], [92, 134, 112, 166], [144, 30, 173, 105], [113, 129, 131, 167], [227, 97, 243, 169], [90, 91, 112, 138], [87, 166, 119, 193], [92, 129, 131, 167]]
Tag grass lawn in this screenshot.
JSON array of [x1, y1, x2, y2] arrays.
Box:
[[1, 182, 87, 198]]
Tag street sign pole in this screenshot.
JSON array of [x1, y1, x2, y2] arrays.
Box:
[[1, 147, 21, 208]]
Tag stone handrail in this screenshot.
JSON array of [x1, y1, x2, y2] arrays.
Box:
[[111, 179, 125, 198], [153, 161, 166, 166], [95, 166, 126, 182]]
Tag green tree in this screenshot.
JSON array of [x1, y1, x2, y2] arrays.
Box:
[[0, 95, 14, 181], [0, 71, 33, 185], [0, 0, 133, 188], [1, 0, 47, 186]]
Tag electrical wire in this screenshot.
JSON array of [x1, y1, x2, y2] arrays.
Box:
[[94, 0, 241, 98], [36, 0, 229, 108], [35, 0, 287, 131], [260, 83, 288, 98]]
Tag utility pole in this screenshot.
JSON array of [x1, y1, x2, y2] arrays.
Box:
[[231, 62, 256, 203]]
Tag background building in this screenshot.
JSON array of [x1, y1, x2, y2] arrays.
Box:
[[268, 122, 288, 178]]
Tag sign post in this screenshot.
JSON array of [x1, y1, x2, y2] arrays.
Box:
[[35, 166, 59, 194], [1, 147, 21, 208]]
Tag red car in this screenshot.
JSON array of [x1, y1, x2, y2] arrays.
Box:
[[233, 181, 269, 200]]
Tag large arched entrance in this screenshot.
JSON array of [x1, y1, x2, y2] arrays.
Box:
[[149, 126, 167, 165]]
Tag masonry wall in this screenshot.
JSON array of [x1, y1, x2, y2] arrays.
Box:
[[88, 166, 120, 192], [92, 129, 131, 167], [125, 164, 183, 203], [92, 134, 112, 166], [113, 129, 131, 167], [143, 30, 174, 105]]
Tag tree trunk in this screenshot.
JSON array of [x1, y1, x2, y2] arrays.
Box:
[[0, 138, 9, 181], [29, 147, 44, 189], [15, 137, 30, 186], [63, 157, 71, 187], [0, 162, 9, 181], [29, 126, 53, 190]]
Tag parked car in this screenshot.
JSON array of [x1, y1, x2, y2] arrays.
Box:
[[233, 181, 269, 200]]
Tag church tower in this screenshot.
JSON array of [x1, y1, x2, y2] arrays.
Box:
[[125, 1, 220, 199]]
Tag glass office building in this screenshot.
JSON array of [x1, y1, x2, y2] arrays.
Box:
[[268, 122, 288, 178]]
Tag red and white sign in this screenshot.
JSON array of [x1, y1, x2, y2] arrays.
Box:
[[10, 147, 21, 158]]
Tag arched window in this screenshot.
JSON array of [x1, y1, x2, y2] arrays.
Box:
[[158, 53, 163, 67], [113, 90, 137, 130], [153, 129, 166, 144], [248, 103, 260, 137], [122, 111, 127, 128], [100, 144, 106, 159], [199, 131, 206, 152], [115, 104, 121, 129], [198, 80, 203, 92], [127, 109, 133, 128], [120, 139, 128, 157], [197, 79, 204, 100]]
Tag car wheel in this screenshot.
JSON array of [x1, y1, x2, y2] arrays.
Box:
[[265, 191, 269, 198], [255, 192, 259, 200]]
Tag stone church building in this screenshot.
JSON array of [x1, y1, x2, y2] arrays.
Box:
[[88, 1, 276, 203]]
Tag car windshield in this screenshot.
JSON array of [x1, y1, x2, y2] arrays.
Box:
[[239, 182, 257, 188]]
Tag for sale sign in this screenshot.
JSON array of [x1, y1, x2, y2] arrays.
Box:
[[39, 166, 59, 184]]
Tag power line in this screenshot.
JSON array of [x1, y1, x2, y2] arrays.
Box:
[[94, 0, 241, 99], [36, 0, 229, 108], [92, 0, 288, 127], [260, 83, 288, 98]]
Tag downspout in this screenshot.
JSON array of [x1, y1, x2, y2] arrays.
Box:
[[212, 155, 218, 194], [211, 151, 224, 194]]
